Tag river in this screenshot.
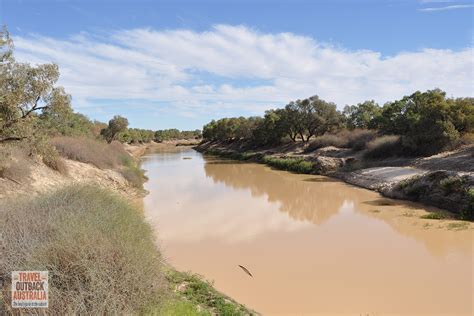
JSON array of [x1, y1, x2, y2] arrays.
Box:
[[142, 147, 473, 316]]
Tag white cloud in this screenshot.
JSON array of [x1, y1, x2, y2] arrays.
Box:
[[419, 4, 474, 11], [13, 25, 474, 117]]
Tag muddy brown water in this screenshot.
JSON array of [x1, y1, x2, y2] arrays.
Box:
[[142, 148, 473, 316]]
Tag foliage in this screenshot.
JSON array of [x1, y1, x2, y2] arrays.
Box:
[[119, 154, 148, 189], [155, 129, 201, 142], [284, 96, 342, 142], [461, 187, 474, 220], [0, 30, 64, 142], [165, 270, 253, 316], [262, 156, 314, 174], [375, 89, 470, 155], [0, 185, 165, 314], [343, 100, 381, 129], [100, 115, 129, 143], [202, 89, 472, 157], [420, 212, 448, 220]]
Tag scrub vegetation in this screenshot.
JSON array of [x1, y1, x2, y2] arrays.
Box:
[[202, 91, 473, 158], [0, 185, 256, 315], [0, 185, 165, 314]]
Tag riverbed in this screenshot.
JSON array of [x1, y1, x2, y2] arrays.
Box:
[[142, 147, 473, 315]]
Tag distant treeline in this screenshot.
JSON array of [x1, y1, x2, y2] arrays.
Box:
[[202, 90, 474, 156]]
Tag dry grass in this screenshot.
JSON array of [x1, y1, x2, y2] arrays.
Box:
[[304, 134, 347, 152], [0, 185, 165, 314], [51, 136, 128, 169], [51, 136, 146, 188], [364, 135, 401, 159], [0, 145, 32, 183], [304, 129, 378, 153], [41, 149, 68, 175], [341, 129, 377, 151]]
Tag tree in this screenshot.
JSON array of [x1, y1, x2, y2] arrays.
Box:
[[343, 100, 381, 129], [449, 97, 474, 134], [285, 96, 342, 142], [39, 87, 94, 137], [0, 27, 70, 143], [378, 89, 460, 155], [101, 115, 129, 143], [253, 109, 288, 145]]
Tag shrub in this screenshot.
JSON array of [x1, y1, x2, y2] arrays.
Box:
[[262, 156, 314, 174], [439, 176, 467, 194], [120, 155, 148, 189], [364, 135, 401, 159], [0, 185, 165, 314], [458, 133, 474, 146], [461, 187, 474, 220], [51, 136, 128, 169], [164, 270, 250, 315], [42, 151, 68, 174], [342, 129, 377, 151], [304, 134, 347, 153]]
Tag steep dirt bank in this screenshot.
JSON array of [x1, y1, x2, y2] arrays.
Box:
[[0, 141, 198, 201], [195, 141, 474, 219]]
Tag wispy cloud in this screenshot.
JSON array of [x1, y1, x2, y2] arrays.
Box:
[[13, 25, 473, 119], [419, 4, 474, 11]]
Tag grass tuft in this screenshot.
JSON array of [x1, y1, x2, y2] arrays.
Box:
[[262, 156, 314, 174], [363, 135, 401, 159], [0, 185, 165, 314]]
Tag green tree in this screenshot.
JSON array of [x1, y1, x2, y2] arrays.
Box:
[[39, 87, 94, 137], [285, 96, 342, 142], [101, 115, 129, 143], [0, 27, 71, 143], [343, 100, 381, 129], [378, 89, 460, 155]]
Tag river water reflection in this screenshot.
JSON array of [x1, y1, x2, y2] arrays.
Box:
[[142, 148, 473, 315]]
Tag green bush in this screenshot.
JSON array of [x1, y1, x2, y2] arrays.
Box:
[[120, 155, 148, 189], [461, 187, 474, 220], [0, 185, 165, 314], [165, 270, 251, 316], [439, 176, 467, 194], [262, 156, 314, 174]]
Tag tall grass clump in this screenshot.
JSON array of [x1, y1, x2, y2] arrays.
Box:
[[262, 156, 314, 174], [51, 137, 146, 188], [0, 185, 165, 314], [304, 134, 348, 153], [120, 155, 148, 189], [342, 129, 377, 151], [162, 270, 252, 316], [51, 136, 128, 169], [0, 145, 32, 183], [363, 135, 401, 159]]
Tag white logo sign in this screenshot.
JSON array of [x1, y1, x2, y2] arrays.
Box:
[[11, 271, 48, 308]]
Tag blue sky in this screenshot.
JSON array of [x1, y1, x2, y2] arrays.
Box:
[[1, 0, 473, 130]]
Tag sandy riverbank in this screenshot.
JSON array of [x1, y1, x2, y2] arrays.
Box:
[[195, 141, 474, 218]]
